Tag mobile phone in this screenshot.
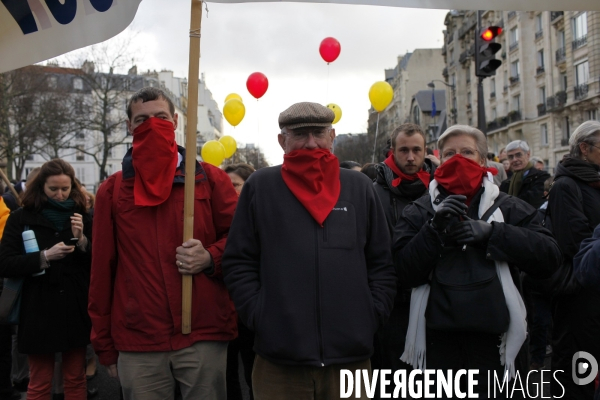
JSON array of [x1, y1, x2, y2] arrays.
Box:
[[70, 238, 79, 244]]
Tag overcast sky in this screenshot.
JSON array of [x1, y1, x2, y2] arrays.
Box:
[[64, 1, 449, 165]]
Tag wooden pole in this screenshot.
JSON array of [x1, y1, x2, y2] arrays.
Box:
[[182, 0, 203, 335], [0, 168, 21, 207]]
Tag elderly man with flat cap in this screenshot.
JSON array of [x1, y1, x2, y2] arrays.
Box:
[[223, 102, 396, 399]]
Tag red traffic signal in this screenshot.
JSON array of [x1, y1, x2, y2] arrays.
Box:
[[481, 26, 503, 41], [476, 26, 503, 77]]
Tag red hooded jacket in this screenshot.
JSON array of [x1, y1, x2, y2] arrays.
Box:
[[89, 149, 238, 366]]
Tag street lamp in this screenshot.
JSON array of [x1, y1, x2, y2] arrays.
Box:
[[428, 80, 457, 125]]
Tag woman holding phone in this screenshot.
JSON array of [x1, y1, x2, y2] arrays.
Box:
[[0, 159, 92, 400]]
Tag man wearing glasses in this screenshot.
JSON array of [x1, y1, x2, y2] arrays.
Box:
[[500, 140, 550, 209], [222, 102, 396, 399]]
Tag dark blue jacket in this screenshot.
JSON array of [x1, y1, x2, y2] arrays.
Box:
[[574, 224, 600, 290], [222, 166, 396, 367]]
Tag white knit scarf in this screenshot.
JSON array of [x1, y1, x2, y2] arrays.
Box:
[[400, 176, 527, 380]]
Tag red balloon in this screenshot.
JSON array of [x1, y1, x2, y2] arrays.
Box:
[[246, 72, 269, 99], [319, 37, 341, 64]]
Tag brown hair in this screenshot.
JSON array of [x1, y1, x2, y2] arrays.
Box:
[[360, 163, 377, 181], [86, 192, 95, 211], [224, 163, 255, 182], [19, 167, 41, 201], [126, 87, 175, 120], [21, 159, 87, 213], [390, 123, 426, 149]]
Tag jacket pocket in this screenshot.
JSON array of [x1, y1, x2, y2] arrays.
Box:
[[426, 246, 509, 334], [122, 271, 155, 334], [322, 202, 357, 249]]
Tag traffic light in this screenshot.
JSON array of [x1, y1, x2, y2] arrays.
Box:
[[475, 26, 502, 78]]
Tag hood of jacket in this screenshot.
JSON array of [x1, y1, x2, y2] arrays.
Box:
[[554, 161, 577, 181], [554, 157, 600, 184]]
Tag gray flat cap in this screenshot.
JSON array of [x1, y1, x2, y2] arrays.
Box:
[[278, 102, 335, 130]]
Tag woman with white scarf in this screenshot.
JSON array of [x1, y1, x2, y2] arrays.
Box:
[[393, 125, 560, 398]]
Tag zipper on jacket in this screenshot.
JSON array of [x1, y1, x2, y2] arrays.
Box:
[[392, 197, 398, 225], [315, 225, 325, 367], [323, 221, 328, 243]]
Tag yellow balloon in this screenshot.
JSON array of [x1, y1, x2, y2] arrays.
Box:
[[326, 103, 342, 124], [225, 93, 243, 103], [223, 99, 246, 127], [219, 135, 237, 158], [369, 81, 394, 112], [201, 140, 226, 166]]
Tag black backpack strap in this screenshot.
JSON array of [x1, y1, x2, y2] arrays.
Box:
[[480, 192, 510, 222], [111, 171, 123, 217]]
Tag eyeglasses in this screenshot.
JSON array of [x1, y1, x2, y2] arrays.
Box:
[[587, 142, 600, 151], [284, 128, 330, 141], [507, 152, 525, 160], [442, 148, 479, 159]]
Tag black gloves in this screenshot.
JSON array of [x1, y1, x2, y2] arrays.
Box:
[[430, 195, 468, 232], [430, 195, 494, 247], [448, 220, 493, 245]]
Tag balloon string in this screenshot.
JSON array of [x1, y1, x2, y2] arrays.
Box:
[[372, 113, 380, 164], [256, 99, 260, 168], [326, 63, 330, 103]]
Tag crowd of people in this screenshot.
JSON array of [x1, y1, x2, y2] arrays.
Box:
[[0, 85, 598, 400]]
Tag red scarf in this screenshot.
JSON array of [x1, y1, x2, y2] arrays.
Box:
[[434, 154, 497, 205], [281, 148, 341, 227], [132, 117, 179, 206], [383, 154, 430, 189]]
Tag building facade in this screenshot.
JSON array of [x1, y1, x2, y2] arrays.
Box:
[[408, 89, 447, 147], [368, 48, 446, 162], [443, 10, 600, 172], [19, 64, 222, 191], [381, 49, 446, 129]]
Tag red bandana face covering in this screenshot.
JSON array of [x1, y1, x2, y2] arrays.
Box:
[[132, 117, 178, 206], [384, 154, 430, 189], [281, 148, 341, 227], [434, 154, 497, 204]]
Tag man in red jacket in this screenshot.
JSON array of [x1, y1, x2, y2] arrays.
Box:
[[89, 87, 238, 400]]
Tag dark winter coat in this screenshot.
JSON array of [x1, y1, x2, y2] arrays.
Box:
[[548, 161, 600, 399], [548, 162, 600, 264], [500, 165, 550, 209], [0, 207, 92, 354], [372, 159, 432, 380], [222, 166, 396, 367], [394, 187, 560, 380], [1, 193, 19, 212], [373, 160, 430, 304], [373, 159, 433, 237], [393, 188, 560, 291], [574, 224, 600, 290]]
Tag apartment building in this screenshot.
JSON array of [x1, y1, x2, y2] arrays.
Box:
[[443, 10, 600, 172], [368, 49, 446, 160], [20, 64, 222, 190]]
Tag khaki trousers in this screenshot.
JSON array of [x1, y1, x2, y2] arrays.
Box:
[[252, 355, 371, 400], [118, 341, 227, 400]]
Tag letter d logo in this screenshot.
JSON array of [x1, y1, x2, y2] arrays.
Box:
[[572, 351, 598, 386]]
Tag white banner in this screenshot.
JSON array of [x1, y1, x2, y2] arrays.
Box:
[[0, 0, 142, 74], [207, 0, 600, 11]]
